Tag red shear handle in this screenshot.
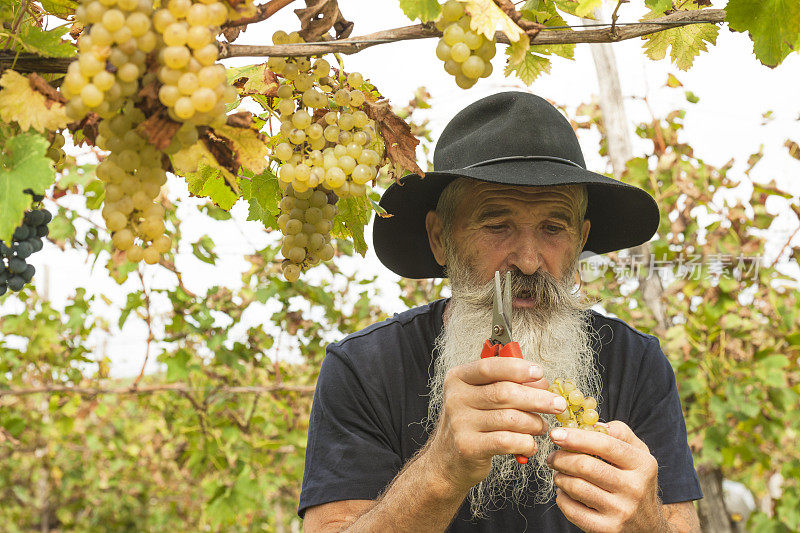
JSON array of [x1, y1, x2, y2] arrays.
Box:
[[479, 340, 528, 464], [480, 339, 522, 359]]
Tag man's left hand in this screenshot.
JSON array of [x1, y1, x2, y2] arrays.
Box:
[[546, 421, 666, 533]]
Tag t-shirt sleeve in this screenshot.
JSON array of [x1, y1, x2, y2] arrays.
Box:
[[297, 344, 403, 519], [630, 337, 703, 504]]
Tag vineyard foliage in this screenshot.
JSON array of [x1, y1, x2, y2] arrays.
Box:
[[1, 87, 799, 530], [1, 0, 800, 530]]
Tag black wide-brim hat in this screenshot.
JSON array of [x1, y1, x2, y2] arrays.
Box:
[[373, 91, 660, 279]]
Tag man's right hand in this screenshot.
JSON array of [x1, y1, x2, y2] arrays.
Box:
[[425, 357, 568, 491]]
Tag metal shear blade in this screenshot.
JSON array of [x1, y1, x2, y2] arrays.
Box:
[[491, 271, 513, 345]]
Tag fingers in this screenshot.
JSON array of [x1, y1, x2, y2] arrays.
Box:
[[549, 427, 642, 471], [453, 357, 542, 386], [468, 380, 567, 415], [555, 488, 608, 533], [553, 472, 615, 513], [606, 421, 651, 453], [547, 450, 621, 493], [470, 408, 549, 436]]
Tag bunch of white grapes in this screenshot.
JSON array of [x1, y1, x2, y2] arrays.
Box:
[[549, 378, 607, 433], [268, 32, 382, 198], [64, 0, 159, 119], [95, 103, 171, 264], [152, 0, 237, 127], [277, 185, 337, 281], [434, 0, 496, 89]]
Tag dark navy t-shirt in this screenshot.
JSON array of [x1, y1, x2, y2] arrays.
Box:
[[298, 299, 702, 531]]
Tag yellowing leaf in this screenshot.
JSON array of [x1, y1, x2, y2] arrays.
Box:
[[463, 0, 525, 42], [505, 48, 551, 85], [507, 33, 531, 65], [171, 142, 238, 192], [215, 124, 270, 175], [0, 70, 68, 133], [641, 15, 719, 70]]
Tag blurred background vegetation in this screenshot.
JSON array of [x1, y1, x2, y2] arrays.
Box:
[[1, 87, 799, 532]]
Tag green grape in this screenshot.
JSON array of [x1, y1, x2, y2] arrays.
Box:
[[450, 42, 470, 62], [461, 55, 485, 79]]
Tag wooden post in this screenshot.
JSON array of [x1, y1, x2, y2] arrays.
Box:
[[696, 465, 735, 532]]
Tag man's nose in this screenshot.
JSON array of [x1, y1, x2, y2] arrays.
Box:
[[507, 234, 542, 275]]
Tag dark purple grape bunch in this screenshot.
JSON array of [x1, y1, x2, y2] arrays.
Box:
[[0, 192, 50, 296]]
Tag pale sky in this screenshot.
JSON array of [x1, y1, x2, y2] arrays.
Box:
[[2, 2, 798, 377]]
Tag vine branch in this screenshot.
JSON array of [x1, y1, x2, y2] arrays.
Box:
[[0, 383, 317, 396], [1, 9, 727, 72], [220, 9, 726, 58]]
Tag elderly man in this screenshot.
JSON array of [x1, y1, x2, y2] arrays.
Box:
[[298, 92, 702, 532]]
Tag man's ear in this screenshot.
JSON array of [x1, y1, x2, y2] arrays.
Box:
[[425, 210, 447, 266], [580, 218, 591, 250]]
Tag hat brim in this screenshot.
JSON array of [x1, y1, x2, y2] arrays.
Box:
[[372, 159, 660, 279]]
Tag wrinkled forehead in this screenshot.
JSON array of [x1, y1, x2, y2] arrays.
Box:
[[456, 180, 585, 223]]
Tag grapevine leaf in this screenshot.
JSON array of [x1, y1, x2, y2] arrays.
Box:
[[18, 24, 75, 58], [641, 9, 718, 70], [227, 63, 279, 97], [506, 33, 532, 65], [521, 0, 568, 26], [171, 143, 241, 209], [786, 139, 800, 161], [243, 170, 281, 230], [39, 0, 78, 17], [184, 164, 239, 210], [398, 0, 441, 22], [215, 122, 270, 175], [463, 0, 526, 42], [553, 0, 607, 18], [725, 0, 800, 67], [332, 195, 371, 256], [505, 48, 551, 85], [0, 133, 55, 243], [0, 70, 69, 133], [363, 99, 423, 177], [645, 0, 672, 14]]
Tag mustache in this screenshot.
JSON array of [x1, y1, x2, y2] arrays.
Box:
[[454, 269, 573, 310]]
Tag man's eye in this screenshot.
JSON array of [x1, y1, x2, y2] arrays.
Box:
[[545, 224, 565, 234], [485, 224, 507, 231]]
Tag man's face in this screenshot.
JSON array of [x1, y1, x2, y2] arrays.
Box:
[[428, 181, 591, 301]]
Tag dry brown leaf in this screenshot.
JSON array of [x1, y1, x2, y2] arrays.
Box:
[[202, 129, 240, 178], [364, 98, 423, 177], [137, 108, 181, 151], [295, 0, 352, 41], [226, 111, 255, 128]]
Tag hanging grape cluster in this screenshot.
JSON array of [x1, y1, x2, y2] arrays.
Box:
[[63, 0, 253, 263], [64, 0, 157, 119], [0, 194, 51, 296], [277, 186, 337, 281], [269, 31, 383, 199], [266, 30, 386, 280], [95, 103, 171, 263], [152, 0, 236, 127], [549, 378, 608, 433], [434, 0, 496, 89]]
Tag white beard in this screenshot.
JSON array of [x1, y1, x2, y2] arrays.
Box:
[[423, 252, 602, 520]]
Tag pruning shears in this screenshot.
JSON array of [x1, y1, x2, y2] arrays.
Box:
[[480, 271, 527, 464]]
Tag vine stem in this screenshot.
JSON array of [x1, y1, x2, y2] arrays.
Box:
[[131, 267, 153, 387], [220, 9, 726, 58], [0, 383, 316, 396], [1, 9, 727, 72]]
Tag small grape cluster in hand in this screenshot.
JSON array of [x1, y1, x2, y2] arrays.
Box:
[[0, 203, 51, 296], [549, 378, 607, 433]]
